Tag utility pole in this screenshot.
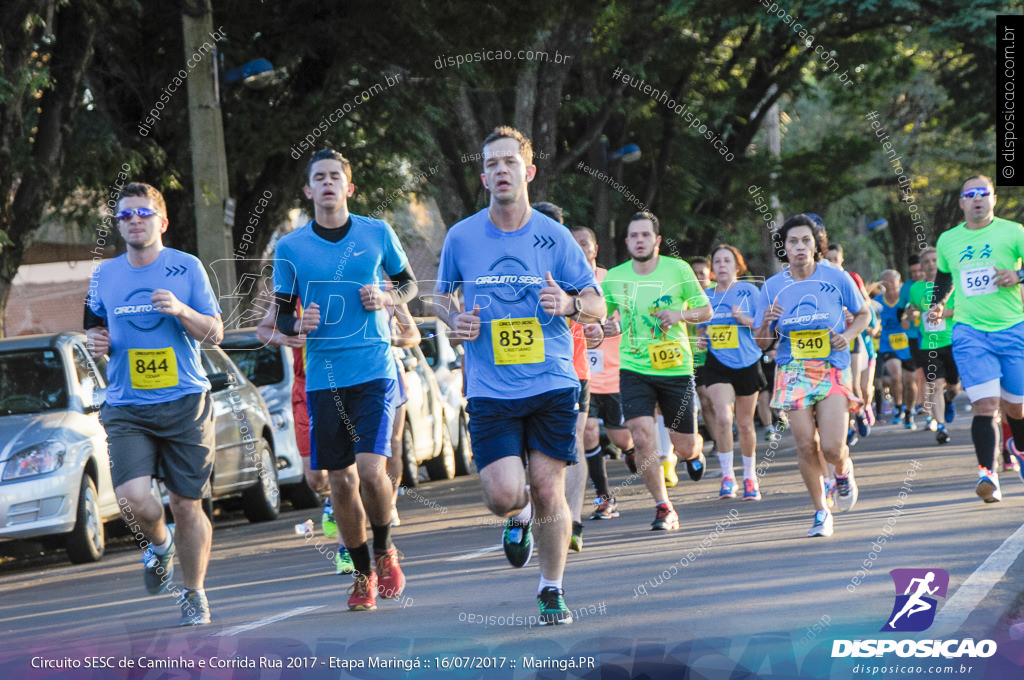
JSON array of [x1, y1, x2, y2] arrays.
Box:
[[182, 0, 236, 325]]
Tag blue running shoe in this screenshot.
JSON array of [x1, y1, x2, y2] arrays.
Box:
[[856, 414, 870, 438], [945, 400, 956, 424], [142, 528, 175, 595], [1008, 439, 1024, 485], [719, 478, 736, 499]]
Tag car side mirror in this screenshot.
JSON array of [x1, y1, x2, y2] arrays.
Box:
[[208, 372, 237, 392]]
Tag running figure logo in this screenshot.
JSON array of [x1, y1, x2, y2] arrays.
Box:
[[881, 568, 949, 632]]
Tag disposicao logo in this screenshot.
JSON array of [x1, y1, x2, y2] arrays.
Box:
[[831, 568, 997, 659]]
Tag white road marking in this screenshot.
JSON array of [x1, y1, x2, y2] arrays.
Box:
[[446, 545, 503, 561], [928, 522, 1024, 637], [214, 605, 324, 637]]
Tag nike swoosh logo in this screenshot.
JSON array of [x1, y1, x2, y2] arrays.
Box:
[[352, 250, 366, 256]]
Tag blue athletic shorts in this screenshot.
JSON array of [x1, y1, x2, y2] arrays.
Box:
[[466, 386, 580, 470], [951, 320, 1024, 402], [307, 378, 399, 470]]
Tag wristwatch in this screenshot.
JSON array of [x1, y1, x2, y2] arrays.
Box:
[[1017, 268, 1024, 284], [572, 296, 584, 319]]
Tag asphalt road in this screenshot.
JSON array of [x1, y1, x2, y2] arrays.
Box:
[[3, 405, 1024, 679]]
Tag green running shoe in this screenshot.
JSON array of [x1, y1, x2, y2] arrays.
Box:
[[322, 501, 338, 539], [502, 517, 533, 568], [334, 546, 354, 575], [178, 589, 211, 626], [538, 587, 573, 625]]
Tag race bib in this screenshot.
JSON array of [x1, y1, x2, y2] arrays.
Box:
[[708, 325, 739, 350], [889, 332, 909, 351], [649, 341, 685, 370], [128, 348, 179, 390], [587, 349, 604, 374], [923, 317, 947, 333], [790, 329, 830, 360], [491, 318, 544, 365], [960, 266, 998, 297]]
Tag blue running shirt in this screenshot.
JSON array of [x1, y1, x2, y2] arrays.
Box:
[[435, 209, 598, 400], [753, 265, 864, 369], [873, 294, 911, 359], [87, 249, 221, 406], [273, 217, 409, 391], [700, 281, 763, 369]]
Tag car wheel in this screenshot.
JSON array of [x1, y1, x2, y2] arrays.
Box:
[[453, 409, 474, 476], [285, 479, 322, 509], [400, 424, 418, 488], [66, 475, 105, 564], [242, 440, 280, 523], [426, 420, 456, 481]]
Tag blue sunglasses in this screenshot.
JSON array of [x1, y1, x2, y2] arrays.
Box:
[[116, 207, 163, 221]]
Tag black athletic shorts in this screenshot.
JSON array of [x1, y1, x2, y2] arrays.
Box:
[[703, 352, 768, 397], [620, 369, 697, 435]]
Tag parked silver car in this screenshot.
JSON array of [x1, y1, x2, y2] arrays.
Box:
[[416, 317, 473, 475], [221, 328, 321, 508], [0, 333, 282, 564], [0, 332, 119, 563]]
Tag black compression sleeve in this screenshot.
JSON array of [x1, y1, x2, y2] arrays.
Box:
[[387, 266, 419, 306], [932, 271, 954, 306], [84, 304, 106, 330], [275, 292, 300, 335]]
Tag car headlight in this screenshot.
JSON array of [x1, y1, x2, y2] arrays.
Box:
[[2, 441, 67, 481]]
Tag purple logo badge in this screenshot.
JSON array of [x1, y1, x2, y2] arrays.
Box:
[[881, 568, 949, 632]]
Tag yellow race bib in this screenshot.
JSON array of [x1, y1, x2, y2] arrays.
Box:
[[492, 318, 545, 365], [708, 325, 739, 350], [129, 348, 179, 389], [649, 341, 685, 370], [889, 332, 909, 351], [790, 330, 830, 360]]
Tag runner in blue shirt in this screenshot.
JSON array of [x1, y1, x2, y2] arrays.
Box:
[[697, 244, 765, 501], [753, 215, 870, 538], [433, 127, 605, 625], [86, 182, 223, 626], [272, 149, 418, 612], [874, 269, 914, 425]]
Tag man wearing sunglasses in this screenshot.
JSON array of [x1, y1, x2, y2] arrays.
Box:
[[85, 182, 223, 626], [932, 175, 1024, 502]]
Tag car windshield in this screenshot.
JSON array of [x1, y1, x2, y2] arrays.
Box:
[[221, 343, 284, 387], [0, 349, 68, 415]]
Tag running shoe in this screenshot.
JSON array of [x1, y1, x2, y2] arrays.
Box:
[[846, 428, 858, 447], [322, 501, 338, 539], [651, 504, 679, 531], [904, 411, 917, 430], [719, 477, 737, 499], [502, 517, 533, 567], [142, 529, 175, 595], [663, 458, 679, 487], [334, 547, 355, 575], [390, 506, 401, 527], [914, 405, 925, 416], [824, 478, 837, 508], [945, 400, 956, 424], [742, 478, 761, 501], [538, 587, 573, 625], [624, 451, 637, 474], [890, 406, 905, 425], [178, 589, 211, 626], [1006, 438, 1024, 479], [569, 521, 584, 553], [764, 426, 778, 441], [348, 571, 378, 611], [684, 452, 706, 482], [925, 416, 938, 432], [936, 426, 950, 445], [855, 414, 870, 438], [375, 547, 405, 599], [807, 510, 834, 538], [976, 470, 1002, 503], [590, 498, 619, 520], [835, 466, 859, 512]]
